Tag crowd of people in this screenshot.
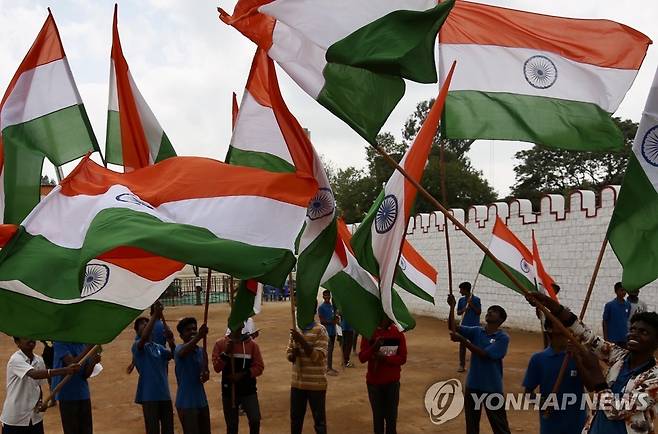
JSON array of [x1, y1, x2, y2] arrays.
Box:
[[2, 282, 658, 434]]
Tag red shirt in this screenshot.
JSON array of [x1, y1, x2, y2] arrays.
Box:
[[358, 325, 407, 385]]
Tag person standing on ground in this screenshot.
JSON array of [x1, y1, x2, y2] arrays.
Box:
[[456, 282, 481, 372], [318, 290, 338, 375], [52, 342, 101, 434], [132, 302, 176, 434], [522, 318, 587, 434], [340, 314, 355, 368], [287, 310, 329, 434], [447, 294, 511, 434], [359, 317, 407, 434], [628, 289, 648, 329], [175, 317, 211, 434], [603, 282, 631, 347], [212, 326, 264, 434], [1, 338, 80, 434]]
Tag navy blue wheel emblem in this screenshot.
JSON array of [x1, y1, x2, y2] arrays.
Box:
[[524, 55, 558, 89], [399, 256, 407, 271], [116, 193, 154, 210], [81, 263, 110, 297], [375, 195, 399, 234], [520, 258, 531, 274], [641, 125, 658, 167], [307, 188, 335, 220]]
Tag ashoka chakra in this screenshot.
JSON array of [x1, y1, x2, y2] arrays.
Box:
[[307, 188, 335, 221], [523, 55, 558, 89], [375, 195, 399, 234], [81, 263, 110, 297], [520, 258, 531, 274], [641, 125, 658, 167]]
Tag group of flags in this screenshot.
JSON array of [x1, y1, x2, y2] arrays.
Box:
[[0, 0, 655, 344]]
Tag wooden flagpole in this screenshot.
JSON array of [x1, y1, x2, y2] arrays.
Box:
[[370, 142, 586, 351], [288, 273, 296, 328], [439, 139, 455, 332]]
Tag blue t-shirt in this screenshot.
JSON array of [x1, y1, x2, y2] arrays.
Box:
[[52, 342, 90, 401], [590, 357, 653, 434], [151, 320, 166, 347], [460, 326, 509, 393], [132, 341, 172, 403], [318, 302, 336, 336], [174, 344, 208, 409], [457, 296, 481, 327], [341, 318, 354, 332], [603, 299, 631, 343], [522, 347, 587, 434]]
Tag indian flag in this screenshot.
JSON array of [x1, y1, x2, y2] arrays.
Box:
[[532, 230, 558, 300], [479, 217, 535, 293], [0, 11, 99, 224], [439, 1, 651, 152], [220, 0, 455, 143], [227, 279, 263, 332], [351, 64, 454, 329], [609, 67, 658, 292], [105, 5, 176, 172], [397, 240, 437, 304], [228, 48, 336, 328], [0, 155, 317, 343], [323, 219, 415, 338]]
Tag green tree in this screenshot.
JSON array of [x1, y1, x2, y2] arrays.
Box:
[[511, 117, 637, 208]]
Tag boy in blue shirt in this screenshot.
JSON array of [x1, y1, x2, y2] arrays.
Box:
[[175, 317, 210, 434], [132, 302, 175, 434], [603, 282, 631, 347], [448, 294, 511, 434], [456, 281, 481, 372], [52, 342, 101, 434], [318, 290, 338, 375], [523, 318, 587, 434]]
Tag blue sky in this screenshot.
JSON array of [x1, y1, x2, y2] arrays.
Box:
[[1, 0, 656, 197]]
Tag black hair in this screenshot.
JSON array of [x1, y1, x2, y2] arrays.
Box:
[[630, 312, 658, 335], [322, 289, 331, 296], [614, 282, 624, 291], [134, 316, 149, 332], [177, 317, 197, 334], [488, 305, 507, 323], [13, 336, 20, 343], [458, 282, 472, 292]]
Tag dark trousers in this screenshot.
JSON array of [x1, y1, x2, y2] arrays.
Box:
[[290, 387, 326, 434], [59, 399, 93, 434], [342, 331, 354, 365], [327, 335, 336, 370], [367, 382, 400, 434], [2, 422, 44, 434], [352, 334, 359, 353], [222, 393, 260, 434], [464, 388, 510, 434], [459, 342, 466, 368], [178, 406, 211, 434], [141, 400, 174, 434]]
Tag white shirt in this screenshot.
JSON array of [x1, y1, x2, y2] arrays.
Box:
[[1, 350, 46, 426]]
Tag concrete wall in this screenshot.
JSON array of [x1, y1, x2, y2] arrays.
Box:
[[387, 186, 657, 335]]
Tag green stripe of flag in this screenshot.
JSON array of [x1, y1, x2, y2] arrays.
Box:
[[479, 255, 535, 294], [105, 110, 122, 165], [394, 268, 434, 303], [155, 133, 176, 163], [225, 146, 296, 173]]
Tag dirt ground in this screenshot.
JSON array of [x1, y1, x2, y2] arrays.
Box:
[[0, 302, 543, 433]]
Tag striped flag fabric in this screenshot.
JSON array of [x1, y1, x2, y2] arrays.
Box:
[[227, 279, 263, 332], [479, 217, 536, 293], [532, 230, 558, 300], [351, 65, 454, 329], [609, 67, 658, 292], [323, 219, 415, 338], [397, 240, 438, 304], [105, 5, 176, 172], [0, 11, 99, 224], [438, 1, 651, 151], [0, 155, 317, 343], [220, 0, 455, 143]]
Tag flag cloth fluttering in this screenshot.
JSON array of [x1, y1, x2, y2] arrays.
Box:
[[351, 64, 454, 329], [323, 219, 415, 338], [438, 1, 651, 152], [0, 155, 317, 343], [0, 11, 99, 224], [228, 279, 263, 332], [105, 5, 176, 172], [609, 67, 658, 292], [532, 230, 557, 300], [220, 0, 455, 143]]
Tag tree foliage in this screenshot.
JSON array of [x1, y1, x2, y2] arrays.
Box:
[[510, 117, 637, 208], [330, 100, 496, 223]]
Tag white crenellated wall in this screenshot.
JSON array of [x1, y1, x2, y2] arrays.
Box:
[[374, 186, 657, 334]]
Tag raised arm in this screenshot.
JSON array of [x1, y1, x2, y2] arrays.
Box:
[[177, 324, 208, 358]]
